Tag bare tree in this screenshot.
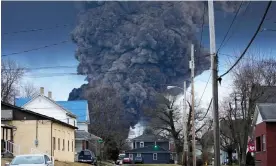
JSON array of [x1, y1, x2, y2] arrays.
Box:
[[145, 93, 210, 164], [85, 85, 130, 160], [1, 60, 24, 103], [20, 82, 39, 98], [221, 54, 276, 166]]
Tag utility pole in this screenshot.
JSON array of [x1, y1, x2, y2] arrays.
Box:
[[208, 1, 220, 166], [182, 81, 187, 166], [189, 44, 196, 166]]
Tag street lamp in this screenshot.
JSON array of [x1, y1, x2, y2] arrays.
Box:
[[166, 82, 189, 166]]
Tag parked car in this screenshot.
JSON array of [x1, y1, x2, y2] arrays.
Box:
[[122, 157, 132, 164], [116, 154, 125, 165], [134, 156, 143, 164], [78, 150, 97, 165], [6, 154, 54, 166]]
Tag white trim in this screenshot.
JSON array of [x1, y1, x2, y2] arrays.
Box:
[[153, 153, 157, 160], [22, 95, 77, 118], [129, 153, 133, 160], [140, 142, 144, 148], [137, 153, 141, 157]]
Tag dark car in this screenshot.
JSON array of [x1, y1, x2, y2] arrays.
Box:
[[134, 156, 143, 164], [78, 150, 97, 165]]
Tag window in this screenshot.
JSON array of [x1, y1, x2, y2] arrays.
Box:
[[72, 141, 74, 152], [74, 120, 76, 127], [63, 139, 65, 151], [153, 153, 157, 160], [44, 155, 50, 163], [67, 118, 69, 124], [58, 138, 60, 150], [137, 153, 141, 157], [262, 135, 266, 151], [256, 136, 261, 152], [140, 142, 144, 148], [53, 137, 56, 150], [68, 140, 70, 152], [129, 154, 133, 160]]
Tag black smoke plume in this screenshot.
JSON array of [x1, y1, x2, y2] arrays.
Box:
[[69, 1, 241, 126]]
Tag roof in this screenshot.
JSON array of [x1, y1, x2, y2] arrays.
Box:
[[255, 86, 276, 103], [16, 97, 88, 121], [56, 100, 88, 122], [75, 130, 101, 141], [125, 145, 170, 153], [256, 103, 276, 122], [132, 134, 169, 142], [1, 102, 78, 129]]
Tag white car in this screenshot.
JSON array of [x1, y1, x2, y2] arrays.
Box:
[[6, 154, 54, 166]]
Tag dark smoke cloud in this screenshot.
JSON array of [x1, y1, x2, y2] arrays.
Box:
[[70, 1, 239, 119]]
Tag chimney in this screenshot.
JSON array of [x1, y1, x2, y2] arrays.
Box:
[[40, 87, 44, 95], [48, 91, 52, 99]]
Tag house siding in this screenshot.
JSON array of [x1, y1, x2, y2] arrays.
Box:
[[52, 122, 75, 162], [125, 153, 170, 164], [255, 122, 267, 166], [266, 122, 276, 166], [11, 120, 75, 162], [23, 96, 76, 126], [134, 141, 169, 150]]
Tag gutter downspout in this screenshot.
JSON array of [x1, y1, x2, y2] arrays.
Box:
[[36, 120, 38, 147], [51, 122, 53, 157]]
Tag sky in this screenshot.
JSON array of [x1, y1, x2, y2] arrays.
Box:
[[2, 1, 276, 109]]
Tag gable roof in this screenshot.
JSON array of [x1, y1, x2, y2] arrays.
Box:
[[132, 134, 168, 142], [56, 100, 88, 122], [256, 103, 276, 122], [125, 145, 170, 153], [16, 96, 88, 119], [1, 102, 78, 129]]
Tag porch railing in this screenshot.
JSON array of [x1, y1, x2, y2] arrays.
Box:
[[3, 140, 20, 156]]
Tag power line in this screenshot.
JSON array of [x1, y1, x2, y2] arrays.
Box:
[[219, 1, 272, 79], [220, 2, 251, 50], [2, 65, 78, 71], [3, 24, 74, 35], [2, 40, 70, 57], [198, 72, 211, 105], [217, 2, 244, 53]]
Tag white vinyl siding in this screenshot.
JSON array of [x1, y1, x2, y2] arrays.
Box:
[[153, 153, 157, 160]]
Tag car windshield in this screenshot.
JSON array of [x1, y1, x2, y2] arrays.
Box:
[[84, 151, 91, 156], [11, 156, 44, 165], [135, 157, 142, 159]]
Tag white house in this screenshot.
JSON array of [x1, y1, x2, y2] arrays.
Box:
[[16, 87, 102, 158], [16, 87, 77, 127]]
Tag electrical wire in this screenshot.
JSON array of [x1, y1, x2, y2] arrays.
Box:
[[197, 72, 211, 105], [2, 40, 70, 56], [217, 1, 244, 53], [3, 24, 74, 35], [219, 1, 272, 79], [220, 1, 251, 50], [2, 65, 78, 71]]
